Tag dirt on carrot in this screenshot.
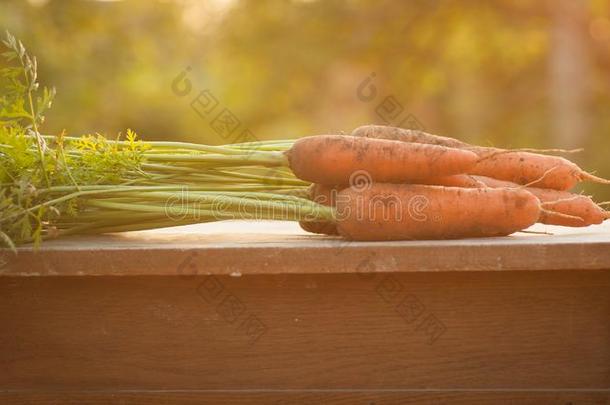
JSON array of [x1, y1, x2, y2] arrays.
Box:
[[335, 183, 540, 241], [424, 174, 608, 227], [285, 135, 479, 185], [352, 125, 610, 191]]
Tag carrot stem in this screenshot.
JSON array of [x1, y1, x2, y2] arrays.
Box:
[[144, 151, 288, 167]]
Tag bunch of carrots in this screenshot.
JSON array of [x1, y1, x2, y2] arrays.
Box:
[[2, 33, 609, 247], [285, 126, 610, 240]]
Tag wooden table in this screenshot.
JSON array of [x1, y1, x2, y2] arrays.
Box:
[[2, 221, 610, 404]]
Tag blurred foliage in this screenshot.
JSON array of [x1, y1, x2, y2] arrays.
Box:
[[1, 0, 609, 199]]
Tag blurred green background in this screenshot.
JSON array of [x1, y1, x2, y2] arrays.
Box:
[[2, 0, 609, 199]]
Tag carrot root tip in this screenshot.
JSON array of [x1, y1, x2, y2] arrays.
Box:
[[518, 230, 554, 235], [514, 147, 584, 155], [580, 171, 610, 184]]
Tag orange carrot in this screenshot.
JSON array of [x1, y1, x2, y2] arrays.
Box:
[[351, 125, 610, 190], [286, 135, 479, 185], [472, 176, 609, 227], [352, 124, 468, 148], [425, 175, 609, 227], [469, 150, 604, 190], [335, 183, 540, 241], [299, 184, 340, 235]]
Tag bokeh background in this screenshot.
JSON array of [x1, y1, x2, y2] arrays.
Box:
[[2, 0, 609, 199]]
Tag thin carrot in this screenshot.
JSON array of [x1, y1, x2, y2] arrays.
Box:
[[471, 150, 601, 191], [335, 184, 540, 241], [352, 125, 468, 148], [473, 176, 609, 226], [425, 174, 609, 227], [352, 125, 610, 190], [285, 135, 479, 185], [539, 208, 586, 227]]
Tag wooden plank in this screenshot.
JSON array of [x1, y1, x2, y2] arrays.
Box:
[[2, 391, 609, 404], [1, 221, 610, 276], [2, 270, 609, 392]]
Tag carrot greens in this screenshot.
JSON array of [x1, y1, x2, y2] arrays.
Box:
[[0, 32, 323, 248]]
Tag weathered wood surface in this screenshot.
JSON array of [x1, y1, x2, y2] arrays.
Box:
[[2, 271, 609, 403], [1, 221, 609, 404], [1, 221, 610, 276], [2, 391, 609, 404]]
